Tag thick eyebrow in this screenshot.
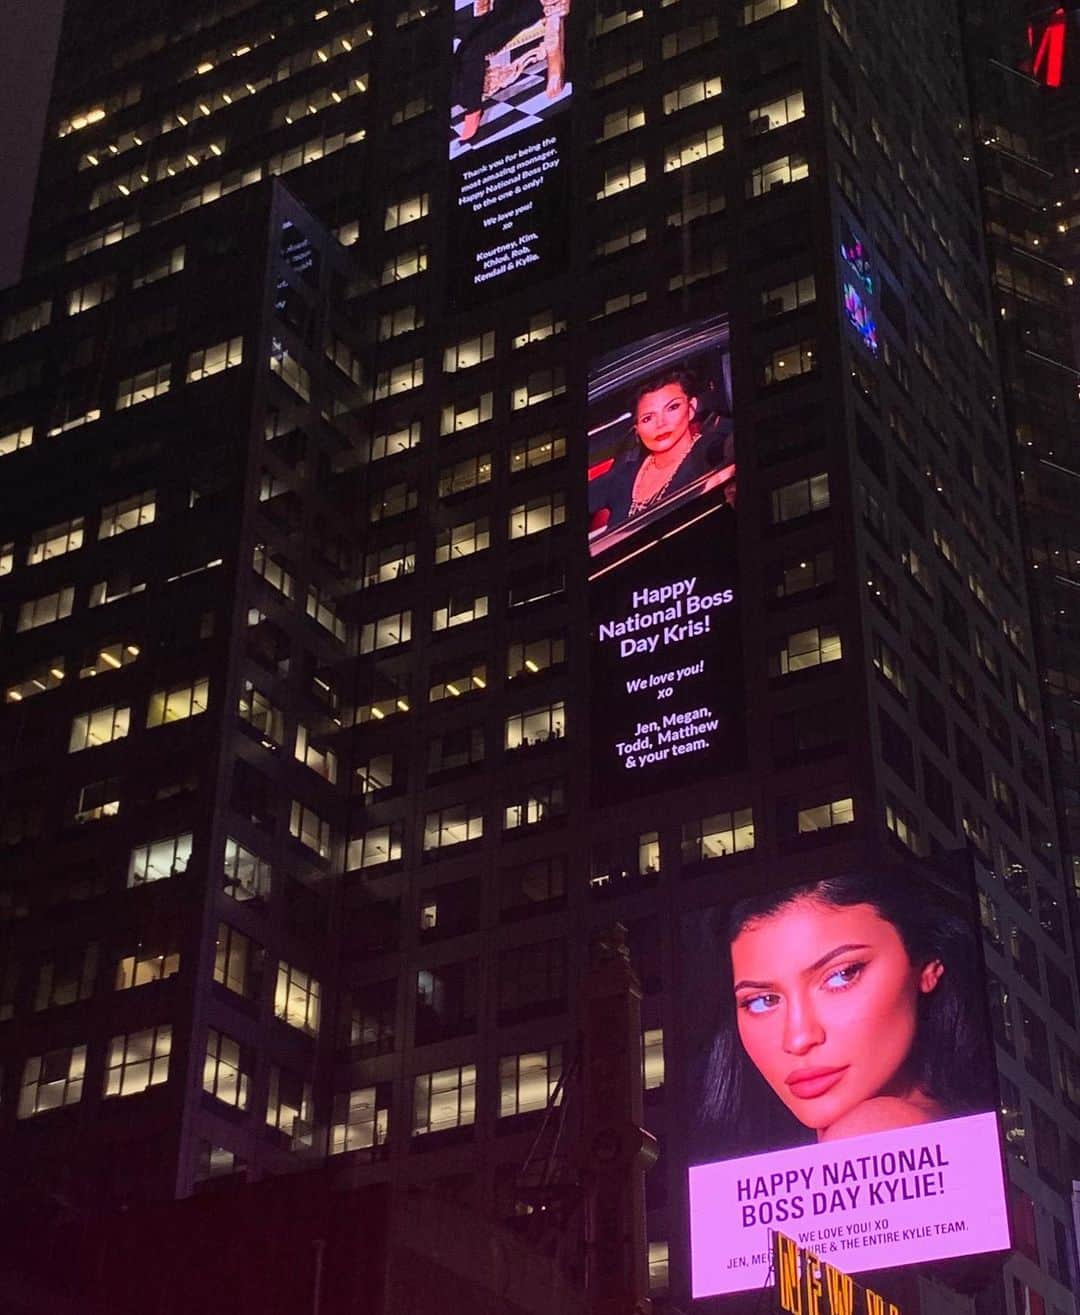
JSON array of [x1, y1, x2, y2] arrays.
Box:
[[733, 943, 871, 994]]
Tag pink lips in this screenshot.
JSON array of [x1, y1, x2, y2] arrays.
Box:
[[785, 1066, 848, 1100]]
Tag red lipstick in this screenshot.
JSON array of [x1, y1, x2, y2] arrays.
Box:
[[785, 1066, 848, 1099]]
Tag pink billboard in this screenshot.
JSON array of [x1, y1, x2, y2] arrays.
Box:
[[682, 859, 1010, 1297], [689, 1111, 1010, 1297]]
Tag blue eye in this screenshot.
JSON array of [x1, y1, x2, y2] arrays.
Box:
[[740, 993, 780, 1015], [823, 962, 864, 990]]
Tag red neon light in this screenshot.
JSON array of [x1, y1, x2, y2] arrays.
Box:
[[1029, 8, 1066, 87]]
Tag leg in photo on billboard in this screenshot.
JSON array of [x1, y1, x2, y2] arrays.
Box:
[[452, 0, 548, 140]]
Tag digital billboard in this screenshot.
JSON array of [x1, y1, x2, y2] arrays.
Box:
[[683, 860, 1010, 1298], [449, 0, 573, 300], [587, 315, 743, 804]]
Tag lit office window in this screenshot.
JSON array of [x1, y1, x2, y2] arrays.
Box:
[[274, 962, 321, 1035], [663, 74, 723, 115], [748, 90, 805, 131], [384, 191, 430, 230], [748, 153, 809, 196], [69, 703, 131, 751], [741, 0, 797, 25], [103, 1025, 171, 1097], [128, 832, 193, 886], [213, 923, 259, 998], [223, 837, 272, 902], [17, 586, 75, 632], [438, 453, 492, 497], [0, 424, 34, 457], [511, 368, 566, 411], [443, 330, 494, 372], [423, 804, 484, 852], [330, 1087, 390, 1154], [432, 592, 488, 632], [680, 810, 755, 861], [509, 430, 566, 473], [508, 492, 566, 538], [596, 157, 646, 200], [412, 1065, 476, 1135], [373, 357, 424, 399], [116, 363, 171, 408], [762, 340, 816, 384], [664, 123, 724, 171], [115, 946, 180, 990], [203, 1028, 250, 1108], [505, 702, 566, 750], [146, 678, 209, 727], [771, 473, 830, 522], [499, 1046, 562, 1117], [98, 489, 156, 538], [289, 801, 332, 859], [17, 1046, 87, 1118], [429, 661, 487, 703], [440, 391, 493, 434], [27, 516, 84, 564], [504, 780, 566, 830], [6, 656, 65, 703], [797, 797, 855, 833], [507, 634, 565, 679], [434, 518, 489, 564], [359, 609, 412, 652], [771, 626, 842, 675], [187, 335, 243, 381], [643, 1029, 665, 1089], [68, 275, 117, 316]]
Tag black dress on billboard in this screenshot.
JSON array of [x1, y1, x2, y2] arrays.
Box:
[[453, 0, 546, 113]]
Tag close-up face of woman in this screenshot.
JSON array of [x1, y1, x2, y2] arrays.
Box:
[[730, 897, 943, 1139], [634, 383, 697, 455]]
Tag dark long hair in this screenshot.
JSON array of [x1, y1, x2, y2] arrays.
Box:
[[616, 367, 701, 464], [697, 871, 993, 1154]]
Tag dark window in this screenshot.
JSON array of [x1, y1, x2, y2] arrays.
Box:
[[415, 960, 478, 1045], [921, 756, 954, 828], [498, 939, 565, 1023], [879, 709, 915, 787]]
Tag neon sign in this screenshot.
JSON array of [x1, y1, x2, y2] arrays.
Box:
[[1029, 7, 1067, 87]]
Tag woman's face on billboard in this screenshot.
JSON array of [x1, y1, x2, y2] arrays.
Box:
[[634, 383, 696, 455], [730, 898, 943, 1140]]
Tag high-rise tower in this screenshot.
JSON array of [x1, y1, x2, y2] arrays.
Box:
[[0, 3, 1076, 1313]]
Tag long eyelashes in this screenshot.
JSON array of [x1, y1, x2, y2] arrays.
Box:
[[822, 961, 865, 991], [735, 962, 867, 1016], [737, 992, 781, 1016]]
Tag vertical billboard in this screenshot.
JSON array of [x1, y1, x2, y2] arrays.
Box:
[[449, 0, 573, 301], [683, 859, 1010, 1298], [587, 315, 742, 805]]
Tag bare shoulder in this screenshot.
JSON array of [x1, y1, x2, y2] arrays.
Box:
[[821, 1095, 944, 1143]]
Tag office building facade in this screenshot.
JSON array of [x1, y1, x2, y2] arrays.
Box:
[[0, 1, 1077, 1311]]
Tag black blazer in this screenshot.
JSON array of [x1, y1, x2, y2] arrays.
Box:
[[593, 420, 734, 532]]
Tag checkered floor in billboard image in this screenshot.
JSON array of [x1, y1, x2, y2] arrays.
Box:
[[449, 78, 571, 160]]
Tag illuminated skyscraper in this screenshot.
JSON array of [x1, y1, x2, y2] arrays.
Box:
[[0, 2, 1077, 1312]]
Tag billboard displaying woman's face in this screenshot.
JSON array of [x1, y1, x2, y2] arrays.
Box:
[[586, 315, 744, 804], [587, 315, 735, 562], [684, 863, 1010, 1297]]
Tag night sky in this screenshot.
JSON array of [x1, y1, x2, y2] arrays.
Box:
[[1, 0, 64, 289]]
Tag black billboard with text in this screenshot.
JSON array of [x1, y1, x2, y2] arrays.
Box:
[[449, 0, 573, 303], [587, 315, 744, 804]]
